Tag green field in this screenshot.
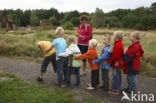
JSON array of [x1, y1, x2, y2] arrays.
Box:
[[0, 71, 101, 103]]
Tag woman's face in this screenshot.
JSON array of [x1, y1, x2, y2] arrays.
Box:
[[80, 20, 87, 26]]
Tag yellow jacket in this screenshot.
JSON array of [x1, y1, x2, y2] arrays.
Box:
[[38, 41, 56, 57]]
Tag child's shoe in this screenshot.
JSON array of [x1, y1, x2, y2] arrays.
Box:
[[75, 83, 80, 86], [60, 84, 67, 88], [36, 77, 43, 82], [88, 83, 91, 87], [108, 90, 119, 95], [86, 86, 95, 90], [80, 71, 86, 76], [100, 85, 104, 89]]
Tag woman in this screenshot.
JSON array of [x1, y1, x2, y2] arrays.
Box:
[[77, 15, 92, 76]]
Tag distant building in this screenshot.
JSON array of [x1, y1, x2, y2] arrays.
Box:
[[0, 10, 16, 30]]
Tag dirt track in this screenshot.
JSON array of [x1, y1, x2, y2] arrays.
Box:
[[0, 56, 156, 103]]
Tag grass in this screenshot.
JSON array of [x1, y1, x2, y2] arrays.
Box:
[[0, 28, 156, 77], [0, 72, 101, 103]]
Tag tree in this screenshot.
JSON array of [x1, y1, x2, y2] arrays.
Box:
[[63, 10, 80, 24], [30, 13, 39, 26], [70, 17, 80, 26], [105, 16, 121, 28], [63, 22, 74, 30], [92, 8, 105, 28], [49, 16, 59, 26], [150, 2, 156, 16]]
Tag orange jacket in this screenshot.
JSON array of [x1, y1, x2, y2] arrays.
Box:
[[74, 48, 99, 70]]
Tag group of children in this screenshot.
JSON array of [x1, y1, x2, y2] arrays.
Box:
[[36, 26, 144, 95]]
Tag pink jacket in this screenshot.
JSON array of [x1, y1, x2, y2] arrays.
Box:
[[77, 24, 92, 45]]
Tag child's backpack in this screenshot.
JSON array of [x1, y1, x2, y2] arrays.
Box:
[[79, 24, 93, 40]]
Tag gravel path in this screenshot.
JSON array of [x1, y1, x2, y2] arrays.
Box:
[[0, 56, 156, 103]]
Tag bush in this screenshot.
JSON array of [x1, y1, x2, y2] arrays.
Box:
[[63, 22, 74, 30], [134, 23, 145, 30]]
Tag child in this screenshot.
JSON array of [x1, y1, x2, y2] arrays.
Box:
[[36, 41, 57, 82], [58, 38, 81, 87], [104, 31, 124, 95], [73, 39, 99, 90], [45, 27, 67, 88], [115, 31, 144, 94], [93, 34, 112, 92]]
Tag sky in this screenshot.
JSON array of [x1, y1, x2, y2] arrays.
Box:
[[0, 0, 156, 13]]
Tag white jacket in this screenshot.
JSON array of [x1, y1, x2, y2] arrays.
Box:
[[58, 44, 80, 57]]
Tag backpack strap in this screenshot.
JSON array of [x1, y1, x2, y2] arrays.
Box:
[[80, 24, 88, 32]]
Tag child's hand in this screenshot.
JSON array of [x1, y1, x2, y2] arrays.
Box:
[[42, 50, 46, 54], [114, 62, 119, 66], [92, 60, 95, 64], [72, 57, 76, 59], [73, 32, 79, 37], [102, 61, 107, 66], [77, 35, 83, 39]]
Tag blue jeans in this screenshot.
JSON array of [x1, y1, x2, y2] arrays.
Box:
[[66, 67, 80, 86], [112, 68, 121, 91], [127, 74, 137, 93], [56, 58, 68, 84]]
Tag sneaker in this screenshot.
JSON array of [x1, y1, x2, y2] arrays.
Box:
[[55, 83, 62, 87], [86, 86, 95, 90], [80, 71, 86, 76], [88, 83, 91, 87], [60, 84, 67, 88], [123, 88, 129, 93], [100, 85, 104, 89], [75, 83, 80, 86], [108, 90, 119, 95], [36, 77, 43, 82]]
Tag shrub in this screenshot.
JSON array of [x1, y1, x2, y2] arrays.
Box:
[[63, 22, 74, 30]]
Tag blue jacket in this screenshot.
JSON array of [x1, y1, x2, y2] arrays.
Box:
[[93, 44, 112, 69]]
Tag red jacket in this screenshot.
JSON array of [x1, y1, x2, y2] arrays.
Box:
[[74, 48, 99, 70], [77, 24, 92, 45], [118, 41, 144, 74], [107, 40, 124, 69]]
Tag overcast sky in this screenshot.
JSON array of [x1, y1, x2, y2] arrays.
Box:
[[0, 0, 156, 13]]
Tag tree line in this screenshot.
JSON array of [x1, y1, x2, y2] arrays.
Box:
[[3, 2, 156, 30]]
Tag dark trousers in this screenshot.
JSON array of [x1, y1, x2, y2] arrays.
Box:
[[91, 70, 99, 88], [112, 68, 121, 91], [101, 69, 109, 91], [77, 44, 88, 62], [66, 67, 80, 86], [41, 53, 57, 73], [56, 58, 68, 84]]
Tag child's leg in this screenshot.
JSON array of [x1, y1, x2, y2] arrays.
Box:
[[56, 59, 64, 84], [75, 67, 80, 86], [91, 70, 99, 88], [101, 69, 105, 87], [112, 68, 121, 91], [66, 67, 72, 86], [127, 74, 137, 93], [50, 53, 57, 73], [63, 57, 68, 83], [103, 69, 109, 91], [40, 56, 51, 78]]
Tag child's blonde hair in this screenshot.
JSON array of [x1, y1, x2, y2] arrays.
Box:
[[56, 27, 64, 36], [89, 39, 98, 48], [68, 37, 75, 43], [114, 30, 124, 40], [131, 31, 141, 40], [36, 41, 42, 46]]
